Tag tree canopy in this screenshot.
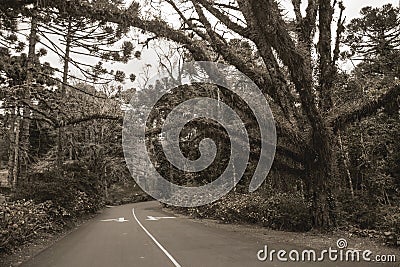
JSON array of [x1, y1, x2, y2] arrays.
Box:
[[0, 0, 399, 231]]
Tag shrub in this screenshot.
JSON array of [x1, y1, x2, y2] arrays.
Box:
[[0, 200, 56, 252], [385, 208, 400, 234], [15, 161, 103, 216], [265, 192, 312, 232], [337, 191, 379, 229], [377, 206, 400, 244], [1, 161, 108, 253], [169, 191, 312, 232], [106, 183, 152, 205]]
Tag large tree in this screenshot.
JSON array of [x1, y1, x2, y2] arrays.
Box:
[[1, 0, 136, 186], [344, 4, 400, 78], [3, 0, 400, 228]]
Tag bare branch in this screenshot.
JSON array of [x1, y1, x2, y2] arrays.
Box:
[[333, 2, 346, 65], [64, 114, 123, 127], [195, 0, 250, 38], [165, 0, 209, 41], [292, 0, 303, 25]]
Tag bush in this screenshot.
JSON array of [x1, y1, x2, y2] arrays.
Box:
[[0, 200, 59, 252], [377, 206, 400, 244], [15, 161, 103, 216], [106, 183, 152, 205], [383, 207, 400, 234], [1, 162, 106, 254], [337, 192, 379, 229], [265, 193, 312, 232], [170, 191, 312, 232]]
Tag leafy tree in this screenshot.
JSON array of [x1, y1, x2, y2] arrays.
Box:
[[344, 4, 400, 78], [1, 0, 138, 187], [87, 0, 399, 228], [3, 0, 400, 229], [0, 3, 56, 187], [34, 0, 135, 170], [335, 4, 400, 225]]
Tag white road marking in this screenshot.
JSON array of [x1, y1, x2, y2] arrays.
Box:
[[132, 208, 182, 267], [146, 216, 176, 221], [101, 217, 129, 222]]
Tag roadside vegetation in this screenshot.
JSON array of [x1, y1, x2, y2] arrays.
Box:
[[0, 0, 399, 257]]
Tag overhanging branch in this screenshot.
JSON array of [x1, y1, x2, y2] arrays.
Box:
[[331, 84, 400, 132], [63, 114, 123, 127]]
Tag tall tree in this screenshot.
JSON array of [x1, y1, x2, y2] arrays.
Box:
[[18, 5, 39, 183], [2, 0, 136, 183], [337, 4, 400, 210], [4, 0, 400, 228], [344, 4, 400, 78], [35, 1, 134, 169], [0, 2, 56, 188]]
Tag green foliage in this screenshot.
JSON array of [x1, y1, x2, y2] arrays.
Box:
[[337, 191, 379, 229], [0, 200, 57, 253], [378, 206, 400, 236], [344, 4, 400, 78], [171, 192, 312, 232], [15, 161, 103, 216]]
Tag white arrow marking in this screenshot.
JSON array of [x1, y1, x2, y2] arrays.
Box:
[[101, 217, 129, 222], [146, 216, 176, 221]]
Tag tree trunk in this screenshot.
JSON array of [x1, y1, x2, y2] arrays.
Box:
[[338, 131, 354, 197], [103, 165, 109, 202], [305, 124, 337, 229], [318, 0, 335, 111], [18, 7, 38, 183], [57, 17, 73, 170], [12, 116, 21, 188], [307, 160, 337, 228], [7, 106, 16, 188]]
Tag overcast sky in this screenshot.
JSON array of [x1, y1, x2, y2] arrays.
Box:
[[341, 0, 398, 19], [40, 0, 399, 91]]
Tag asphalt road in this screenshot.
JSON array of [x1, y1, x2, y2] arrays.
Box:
[[21, 201, 398, 267]]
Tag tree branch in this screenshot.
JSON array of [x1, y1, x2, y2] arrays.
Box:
[[63, 114, 123, 127], [331, 84, 400, 132], [333, 2, 346, 65], [195, 0, 250, 38]]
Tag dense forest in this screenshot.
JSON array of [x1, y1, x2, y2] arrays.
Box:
[[0, 0, 399, 254]]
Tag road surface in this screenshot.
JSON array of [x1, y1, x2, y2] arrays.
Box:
[[21, 201, 398, 267]]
